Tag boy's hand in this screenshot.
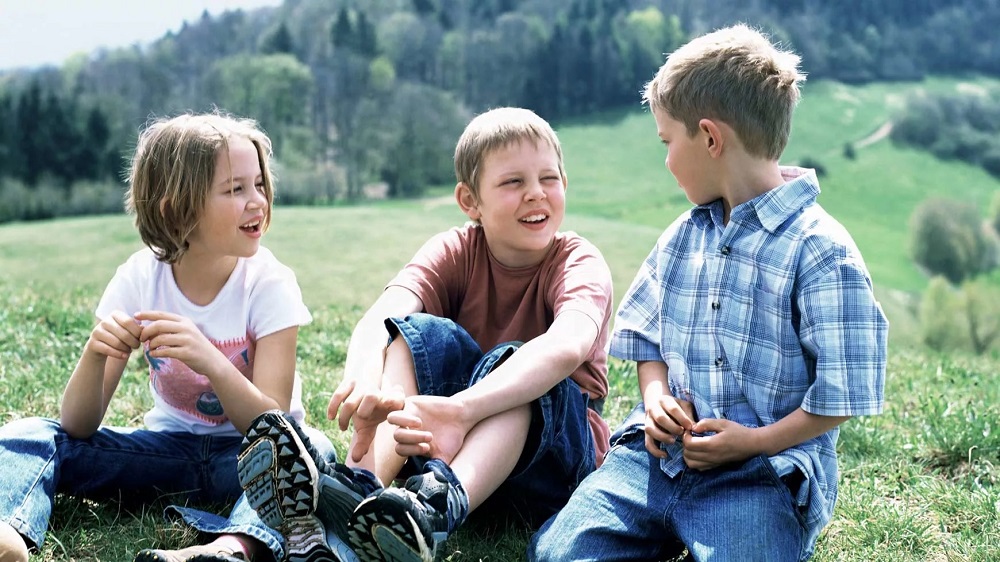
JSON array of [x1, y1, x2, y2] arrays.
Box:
[[387, 395, 471, 464], [644, 394, 696, 458], [134, 311, 226, 378], [681, 418, 756, 470], [84, 310, 142, 361], [335, 382, 405, 463]]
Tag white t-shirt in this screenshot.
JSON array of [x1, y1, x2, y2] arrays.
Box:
[[96, 246, 312, 436]]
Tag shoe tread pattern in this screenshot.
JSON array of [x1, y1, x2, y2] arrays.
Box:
[[238, 412, 320, 529], [347, 492, 433, 562]]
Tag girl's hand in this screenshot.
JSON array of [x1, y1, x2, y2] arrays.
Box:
[[84, 310, 142, 361], [644, 393, 696, 458], [134, 311, 227, 378]]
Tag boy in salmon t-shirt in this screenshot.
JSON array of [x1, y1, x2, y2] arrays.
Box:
[[236, 106, 614, 562]]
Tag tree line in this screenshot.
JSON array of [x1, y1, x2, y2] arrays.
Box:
[[1, 0, 999, 223]]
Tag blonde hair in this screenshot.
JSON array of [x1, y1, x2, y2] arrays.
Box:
[[125, 113, 275, 263], [454, 107, 565, 201], [643, 23, 805, 159]]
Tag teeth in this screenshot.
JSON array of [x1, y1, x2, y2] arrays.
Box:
[[521, 214, 546, 223], [241, 221, 260, 229]]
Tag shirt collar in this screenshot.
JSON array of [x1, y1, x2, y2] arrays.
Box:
[[689, 167, 821, 232]]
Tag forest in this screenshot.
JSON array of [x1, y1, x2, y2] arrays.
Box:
[[1, 0, 999, 222]]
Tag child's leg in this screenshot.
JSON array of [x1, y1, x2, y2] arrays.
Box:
[[0, 416, 249, 558], [529, 428, 684, 562], [352, 335, 422, 486], [0, 521, 28, 562], [447, 403, 530, 510], [670, 456, 805, 562]]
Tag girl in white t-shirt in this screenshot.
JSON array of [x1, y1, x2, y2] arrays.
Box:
[[0, 113, 333, 562]]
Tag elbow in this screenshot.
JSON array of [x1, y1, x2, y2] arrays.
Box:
[[59, 415, 98, 440]]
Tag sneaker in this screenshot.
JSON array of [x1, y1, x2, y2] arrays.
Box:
[[238, 410, 380, 562], [347, 460, 469, 562], [133, 544, 245, 562]]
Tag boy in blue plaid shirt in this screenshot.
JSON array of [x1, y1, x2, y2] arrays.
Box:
[[530, 23, 888, 562]]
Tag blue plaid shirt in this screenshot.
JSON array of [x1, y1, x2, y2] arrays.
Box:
[[610, 167, 888, 554]]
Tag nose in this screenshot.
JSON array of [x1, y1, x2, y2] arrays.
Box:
[[524, 179, 546, 201], [248, 186, 268, 209]]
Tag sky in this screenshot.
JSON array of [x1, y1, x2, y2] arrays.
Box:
[[0, 0, 283, 71]]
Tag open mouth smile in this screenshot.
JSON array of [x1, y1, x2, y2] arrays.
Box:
[[239, 220, 262, 233]]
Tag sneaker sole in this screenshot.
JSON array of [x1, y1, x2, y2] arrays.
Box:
[[237, 412, 365, 562], [282, 516, 359, 562], [132, 548, 245, 562], [238, 411, 320, 529], [348, 493, 435, 562]]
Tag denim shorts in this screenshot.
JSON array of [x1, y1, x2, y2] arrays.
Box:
[[386, 313, 597, 526]]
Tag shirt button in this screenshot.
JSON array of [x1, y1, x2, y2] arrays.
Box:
[[715, 357, 724, 367], [711, 301, 721, 310], [721, 245, 731, 255]]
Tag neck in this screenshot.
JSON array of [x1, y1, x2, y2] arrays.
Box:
[[171, 251, 238, 306], [719, 158, 784, 224]]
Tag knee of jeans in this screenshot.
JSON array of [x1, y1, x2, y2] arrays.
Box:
[[0, 417, 60, 440], [527, 522, 565, 562]]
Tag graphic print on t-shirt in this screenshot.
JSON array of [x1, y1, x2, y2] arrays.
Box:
[[144, 334, 255, 424]]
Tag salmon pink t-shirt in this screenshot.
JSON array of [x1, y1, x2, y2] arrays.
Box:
[[388, 224, 613, 463]]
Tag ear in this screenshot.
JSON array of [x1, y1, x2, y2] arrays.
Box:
[[159, 198, 171, 218], [699, 119, 724, 157], [455, 182, 481, 221]]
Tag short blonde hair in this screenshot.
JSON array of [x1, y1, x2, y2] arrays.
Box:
[[454, 107, 565, 201], [643, 23, 804, 159], [125, 113, 275, 263]]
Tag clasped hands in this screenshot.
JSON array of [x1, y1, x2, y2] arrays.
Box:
[[329, 379, 472, 464], [88, 310, 226, 376], [644, 393, 758, 471]]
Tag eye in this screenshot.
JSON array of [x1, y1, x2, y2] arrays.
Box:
[[230, 184, 244, 194], [501, 178, 521, 187], [255, 181, 266, 193]]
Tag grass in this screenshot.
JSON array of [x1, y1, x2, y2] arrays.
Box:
[[1, 76, 1000, 560], [1, 281, 997, 561]]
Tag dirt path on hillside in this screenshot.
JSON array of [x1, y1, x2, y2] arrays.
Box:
[[856, 121, 893, 148]]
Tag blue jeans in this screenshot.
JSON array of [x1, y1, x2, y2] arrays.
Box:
[[387, 313, 597, 526], [0, 416, 334, 561], [528, 416, 807, 562]]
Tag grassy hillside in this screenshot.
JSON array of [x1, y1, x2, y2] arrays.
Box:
[[557, 76, 1000, 296], [1, 77, 999, 560]]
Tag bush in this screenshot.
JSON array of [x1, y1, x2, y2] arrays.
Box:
[[798, 156, 827, 177], [919, 276, 964, 352], [909, 198, 992, 284]]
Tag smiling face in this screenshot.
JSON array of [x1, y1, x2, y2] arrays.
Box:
[[457, 139, 566, 268], [186, 136, 268, 261]]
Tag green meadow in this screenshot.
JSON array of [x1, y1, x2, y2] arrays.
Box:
[[1, 77, 998, 560]]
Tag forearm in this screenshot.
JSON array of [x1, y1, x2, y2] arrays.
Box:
[[210, 362, 284, 433], [456, 336, 581, 421], [344, 313, 393, 386], [457, 312, 598, 423], [750, 408, 850, 457], [345, 286, 423, 387], [637, 360, 669, 405], [60, 350, 121, 437]]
